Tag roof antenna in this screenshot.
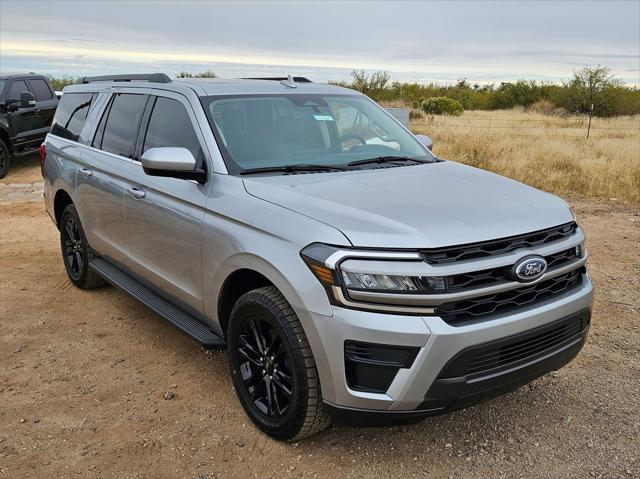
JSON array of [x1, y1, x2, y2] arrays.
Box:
[[280, 74, 297, 89]]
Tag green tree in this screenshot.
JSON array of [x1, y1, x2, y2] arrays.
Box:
[[349, 70, 391, 98], [564, 65, 623, 116], [177, 70, 217, 78], [46, 75, 76, 91]]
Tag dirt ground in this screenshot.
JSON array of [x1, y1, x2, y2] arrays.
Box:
[[1, 160, 639, 479]]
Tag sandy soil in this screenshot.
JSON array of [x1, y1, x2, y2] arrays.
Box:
[[1, 178, 639, 478]]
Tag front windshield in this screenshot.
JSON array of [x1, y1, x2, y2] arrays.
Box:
[[0, 80, 6, 95], [203, 94, 435, 174]]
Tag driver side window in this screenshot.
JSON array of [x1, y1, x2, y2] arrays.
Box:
[[7, 80, 29, 102], [329, 100, 400, 151]]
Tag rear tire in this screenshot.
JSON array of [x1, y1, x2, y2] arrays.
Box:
[[0, 140, 10, 179], [227, 286, 331, 441], [60, 203, 106, 289]]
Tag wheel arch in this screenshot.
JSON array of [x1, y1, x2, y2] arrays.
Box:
[[212, 252, 323, 338], [53, 188, 74, 229], [217, 268, 273, 337]]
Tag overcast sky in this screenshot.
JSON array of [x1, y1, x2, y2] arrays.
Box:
[[1, 0, 639, 84]]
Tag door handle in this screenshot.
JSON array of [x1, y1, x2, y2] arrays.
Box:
[[79, 167, 92, 177], [127, 186, 146, 199]]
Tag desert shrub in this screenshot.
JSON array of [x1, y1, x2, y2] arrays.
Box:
[[409, 108, 424, 120], [528, 99, 557, 115], [421, 97, 464, 116]]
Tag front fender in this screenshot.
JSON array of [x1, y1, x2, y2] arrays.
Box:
[[205, 249, 334, 329]]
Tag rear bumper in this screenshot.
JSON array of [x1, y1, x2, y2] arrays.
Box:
[[298, 273, 593, 417]]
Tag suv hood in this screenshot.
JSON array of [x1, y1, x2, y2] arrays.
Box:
[[242, 162, 574, 249]]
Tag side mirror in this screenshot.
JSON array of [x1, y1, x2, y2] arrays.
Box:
[[140, 147, 206, 183], [415, 134, 433, 151], [20, 92, 36, 108]]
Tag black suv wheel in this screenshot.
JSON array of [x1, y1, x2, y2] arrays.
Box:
[[0, 140, 9, 179], [228, 286, 331, 441], [60, 204, 106, 289]]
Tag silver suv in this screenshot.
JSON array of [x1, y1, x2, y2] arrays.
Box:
[[43, 73, 593, 441]]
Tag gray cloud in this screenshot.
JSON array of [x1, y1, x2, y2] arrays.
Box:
[[1, 0, 638, 84]]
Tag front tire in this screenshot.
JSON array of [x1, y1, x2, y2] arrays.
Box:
[[60, 204, 106, 289], [227, 286, 331, 441], [0, 140, 10, 179]]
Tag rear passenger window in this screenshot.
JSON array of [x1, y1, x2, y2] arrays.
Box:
[[7, 80, 29, 101], [143, 97, 204, 165], [51, 93, 95, 141], [97, 93, 147, 159], [27, 79, 54, 101]]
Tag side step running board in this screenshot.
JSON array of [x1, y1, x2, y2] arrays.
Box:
[[90, 258, 225, 349]]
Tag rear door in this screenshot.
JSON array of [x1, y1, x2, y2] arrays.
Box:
[[124, 91, 210, 314], [26, 77, 58, 132], [74, 90, 149, 266]]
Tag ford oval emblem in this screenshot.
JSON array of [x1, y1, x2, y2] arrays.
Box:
[[512, 255, 547, 282]]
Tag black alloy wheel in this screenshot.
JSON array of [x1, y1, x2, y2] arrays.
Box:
[[228, 286, 331, 441], [62, 211, 84, 281], [236, 315, 295, 418], [59, 204, 106, 289]]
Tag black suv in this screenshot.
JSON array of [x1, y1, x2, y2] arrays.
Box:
[[0, 73, 58, 178]]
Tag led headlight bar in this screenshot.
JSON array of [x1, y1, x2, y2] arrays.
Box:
[[300, 243, 441, 314], [341, 271, 446, 292]]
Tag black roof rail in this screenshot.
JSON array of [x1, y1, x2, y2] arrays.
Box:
[[77, 73, 172, 84], [241, 76, 312, 83]]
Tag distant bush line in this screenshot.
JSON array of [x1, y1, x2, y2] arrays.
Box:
[[46, 65, 640, 117], [332, 67, 640, 117]]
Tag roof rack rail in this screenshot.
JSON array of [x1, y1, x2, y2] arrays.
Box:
[[241, 76, 312, 83], [77, 73, 172, 84]]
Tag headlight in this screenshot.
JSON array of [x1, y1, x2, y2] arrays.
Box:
[[341, 271, 446, 292], [300, 243, 442, 314]]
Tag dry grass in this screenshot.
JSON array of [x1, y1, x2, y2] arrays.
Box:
[[410, 110, 640, 204]]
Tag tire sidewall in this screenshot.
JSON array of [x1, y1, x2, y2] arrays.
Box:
[[0, 140, 10, 179], [228, 297, 309, 440], [60, 204, 91, 287]]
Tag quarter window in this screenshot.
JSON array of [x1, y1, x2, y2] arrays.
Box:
[[97, 93, 148, 159], [143, 97, 204, 165], [7, 80, 29, 101], [27, 79, 54, 101], [51, 93, 96, 141]]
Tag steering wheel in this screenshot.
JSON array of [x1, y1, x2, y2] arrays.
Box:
[[338, 134, 367, 150]]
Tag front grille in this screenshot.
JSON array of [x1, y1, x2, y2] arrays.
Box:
[[447, 247, 578, 292], [421, 222, 577, 264], [438, 268, 584, 324], [437, 312, 588, 379]]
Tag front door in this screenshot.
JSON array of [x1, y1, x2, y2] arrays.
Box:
[[124, 92, 211, 315], [5, 79, 42, 149]]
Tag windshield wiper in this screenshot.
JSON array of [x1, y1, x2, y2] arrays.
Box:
[[240, 163, 350, 175], [347, 156, 432, 167]]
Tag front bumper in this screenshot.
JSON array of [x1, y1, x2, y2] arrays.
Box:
[[297, 272, 593, 418]]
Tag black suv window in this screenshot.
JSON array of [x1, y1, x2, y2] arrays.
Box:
[[27, 79, 54, 101], [96, 93, 147, 159], [7, 80, 29, 101], [143, 97, 204, 165], [51, 93, 95, 141]]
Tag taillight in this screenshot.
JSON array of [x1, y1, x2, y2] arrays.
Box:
[[39, 143, 46, 177]]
